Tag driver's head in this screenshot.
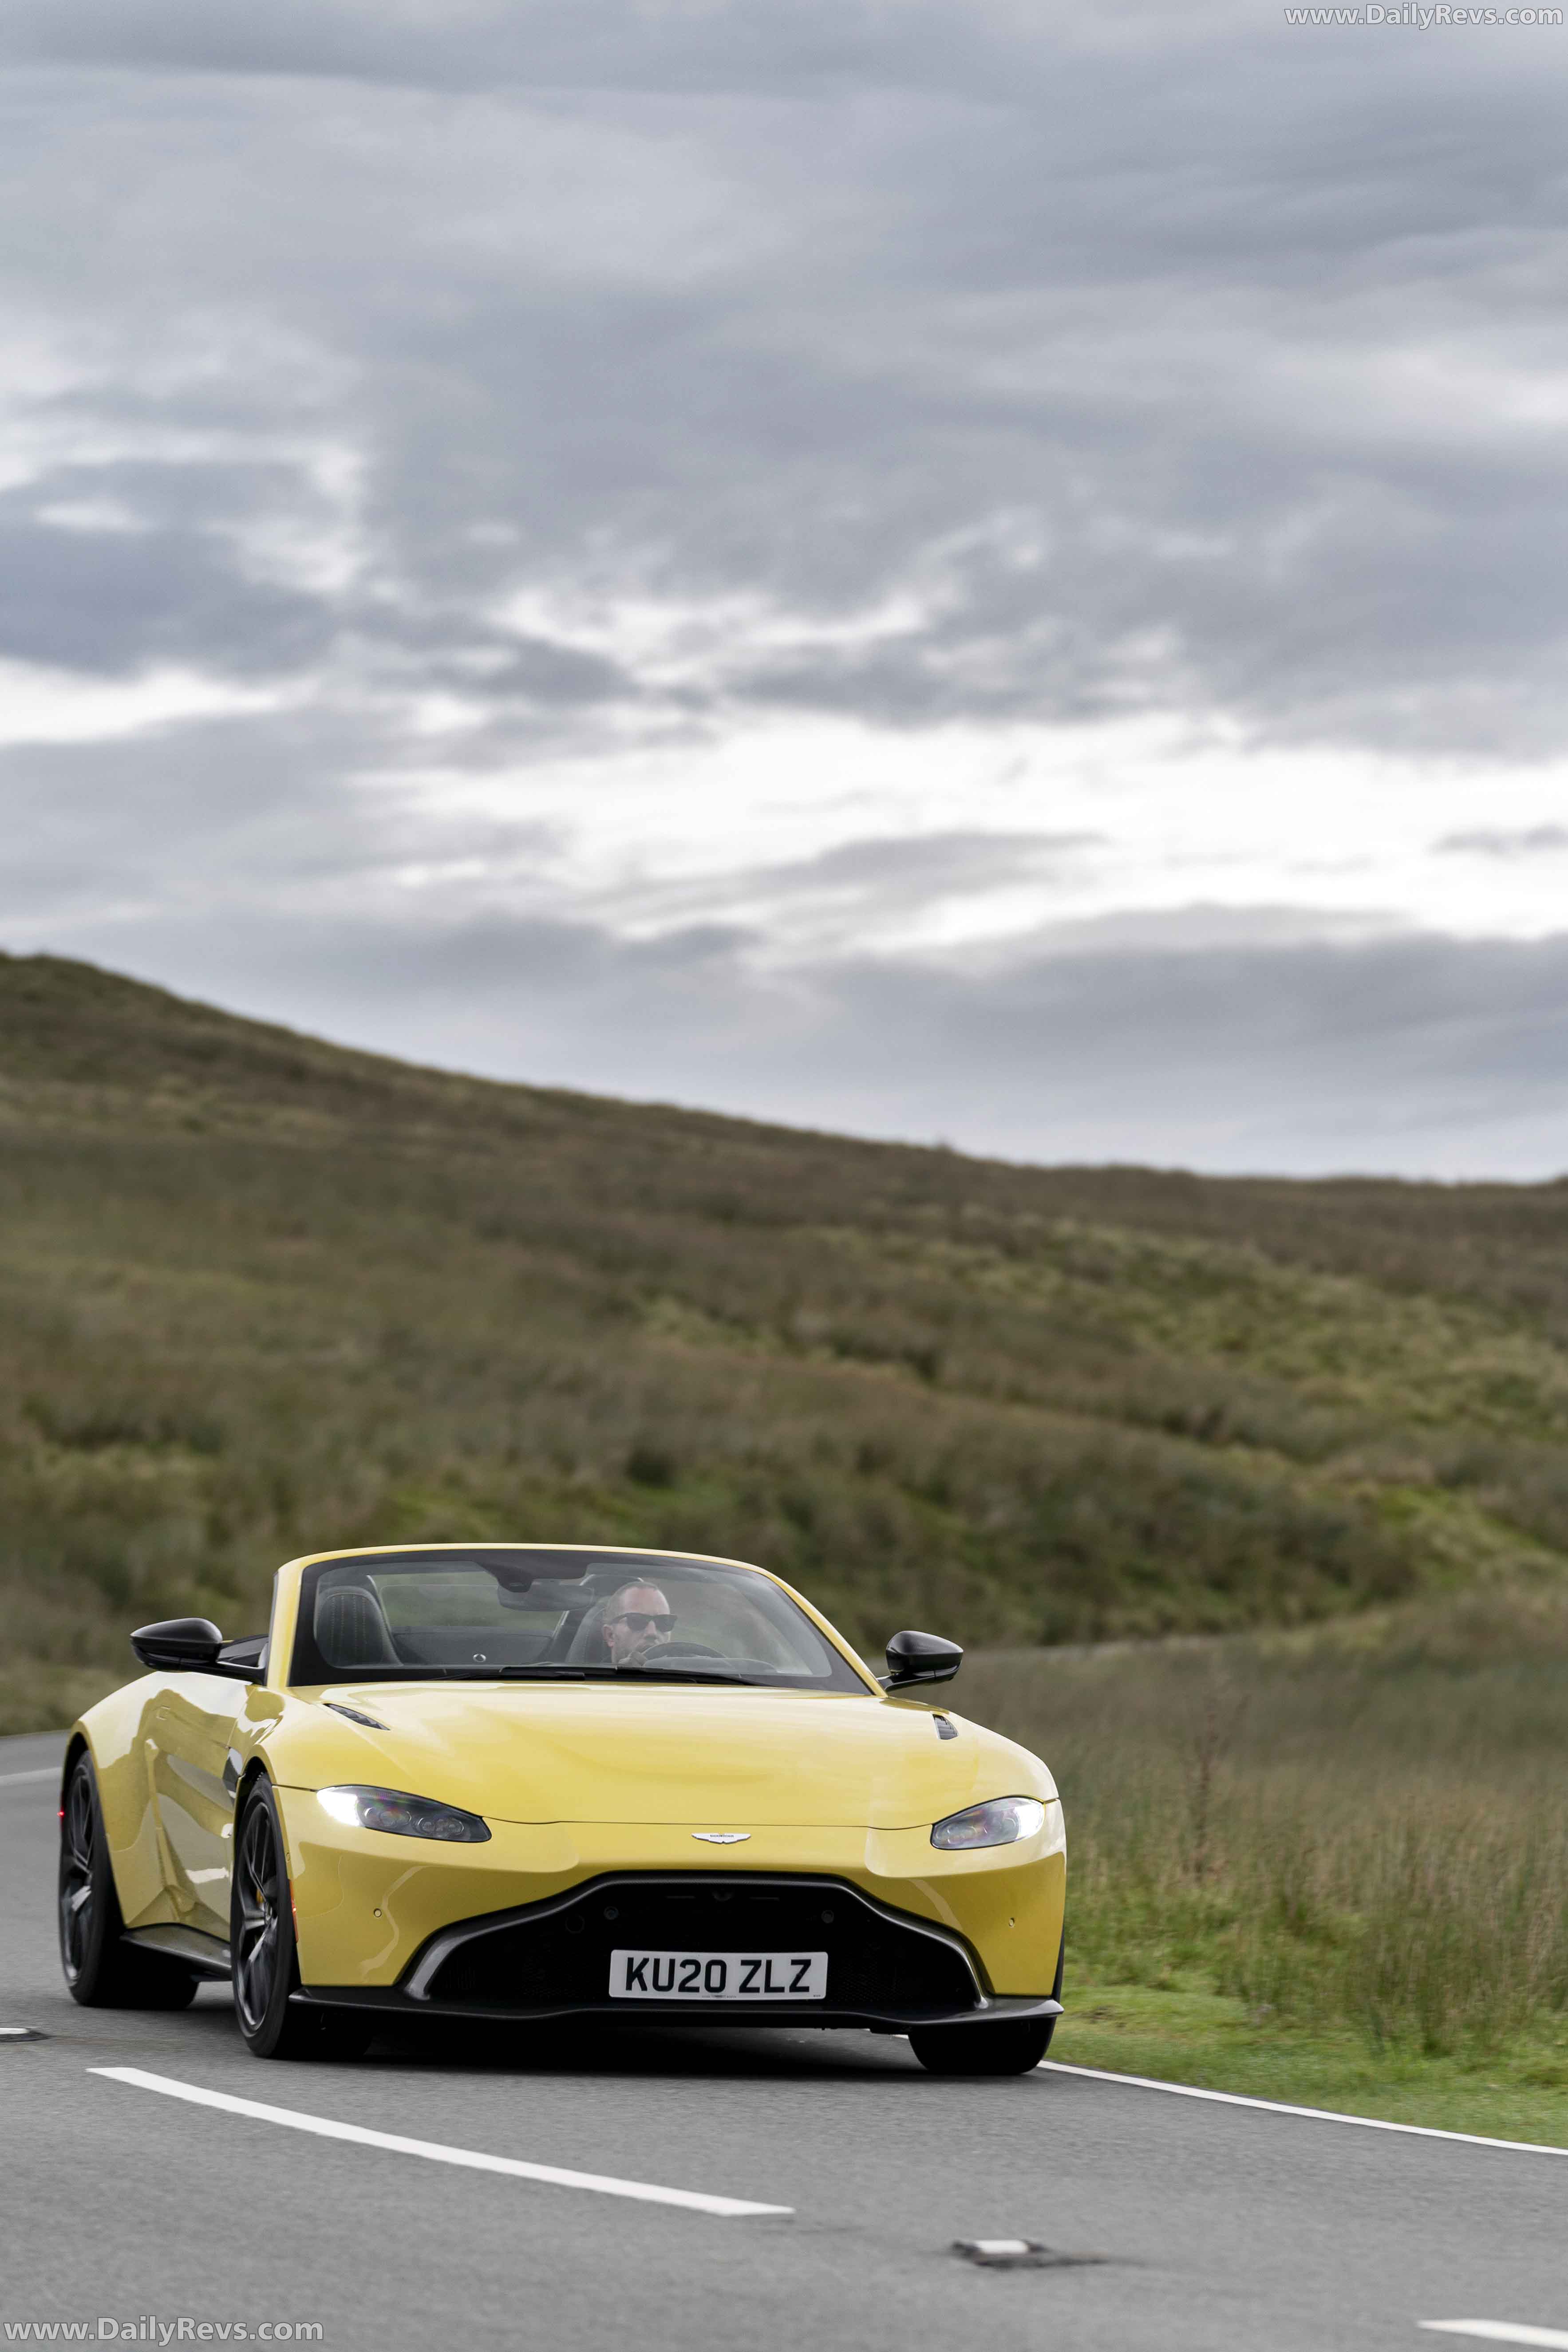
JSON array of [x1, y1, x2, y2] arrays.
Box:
[[602, 1583, 673, 1669]]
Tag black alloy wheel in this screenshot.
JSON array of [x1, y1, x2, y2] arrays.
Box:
[[231, 1780, 369, 2061], [58, 1761, 99, 1987], [232, 1792, 286, 2043], [58, 1752, 197, 2010]]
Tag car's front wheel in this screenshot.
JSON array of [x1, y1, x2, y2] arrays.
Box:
[[59, 1752, 198, 2010], [908, 2015, 1054, 2076], [230, 1780, 369, 2060]]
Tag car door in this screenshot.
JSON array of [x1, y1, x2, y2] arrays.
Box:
[[146, 1672, 250, 1941]]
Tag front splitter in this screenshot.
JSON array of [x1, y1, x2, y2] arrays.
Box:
[[293, 1986, 1063, 2032]]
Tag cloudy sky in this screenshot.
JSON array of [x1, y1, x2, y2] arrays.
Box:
[[4, 0, 1568, 1175]]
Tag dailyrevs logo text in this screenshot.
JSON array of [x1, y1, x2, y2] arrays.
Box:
[[3, 2324, 323, 2343], [1284, 6, 1563, 20]]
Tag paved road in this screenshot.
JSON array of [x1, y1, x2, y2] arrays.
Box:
[[4, 1729, 1565, 2352]]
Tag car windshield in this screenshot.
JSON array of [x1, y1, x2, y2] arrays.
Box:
[[291, 1548, 870, 1693]]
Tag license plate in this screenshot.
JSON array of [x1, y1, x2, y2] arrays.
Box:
[[608, 1949, 828, 2001]]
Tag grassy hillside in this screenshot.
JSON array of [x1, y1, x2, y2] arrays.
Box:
[[4, 949, 1568, 1729]]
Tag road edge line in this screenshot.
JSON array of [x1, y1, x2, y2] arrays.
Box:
[[1039, 2061, 1568, 2158], [1420, 2326, 1568, 2348], [91, 2065, 793, 2217]]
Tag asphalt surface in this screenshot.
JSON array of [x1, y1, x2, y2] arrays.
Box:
[[4, 1727, 1566, 2352]]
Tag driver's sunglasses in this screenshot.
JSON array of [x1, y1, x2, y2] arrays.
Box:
[[611, 1611, 675, 1634]]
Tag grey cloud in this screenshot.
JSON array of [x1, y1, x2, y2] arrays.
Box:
[[754, 830, 1099, 894], [0, 2, 1060, 102], [44, 911, 1568, 1179], [1006, 905, 1408, 956], [1436, 825, 1568, 858], [0, 719, 400, 918], [4, 0, 1568, 1183], [0, 505, 330, 680], [0, 712, 566, 938], [0, 718, 1090, 950], [466, 636, 637, 706], [607, 830, 1103, 932], [0, 13, 1565, 754]]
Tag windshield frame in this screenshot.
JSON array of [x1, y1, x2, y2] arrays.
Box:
[[287, 1545, 876, 1694]]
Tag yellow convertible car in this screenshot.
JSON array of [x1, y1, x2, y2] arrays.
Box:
[[58, 1545, 1066, 2074]]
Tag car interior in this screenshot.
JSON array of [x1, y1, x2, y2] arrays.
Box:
[[305, 1558, 841, 1681]]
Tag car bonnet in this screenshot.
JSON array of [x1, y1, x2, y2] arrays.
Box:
[[280, 1682, 1047, 1829]]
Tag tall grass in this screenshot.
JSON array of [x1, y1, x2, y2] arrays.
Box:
[[964, 1596, 1568, 2060]]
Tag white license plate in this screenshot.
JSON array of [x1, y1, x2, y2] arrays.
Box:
[[608, 1949, 828, 2001]]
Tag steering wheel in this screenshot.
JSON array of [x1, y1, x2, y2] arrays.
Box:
[[654, 1640, 724, 1659]]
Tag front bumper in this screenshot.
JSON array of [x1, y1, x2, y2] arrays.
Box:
[[293, 1869, 1062, 2032], [277, 1793, 1066, 2002]]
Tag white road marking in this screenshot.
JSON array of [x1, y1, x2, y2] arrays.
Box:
[[91, 2066, 793, 2218], [0, 2026, 39, 2037], [1421, 2326, 1568, 2347], [1040, 2062, 1568, 2158], [0, 1768, 58, 1786]]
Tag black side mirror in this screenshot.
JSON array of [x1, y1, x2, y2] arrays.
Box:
[[130, 1618, 266, 1681], [882, 1628, 963, 1689]]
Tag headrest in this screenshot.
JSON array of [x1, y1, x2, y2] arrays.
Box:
[[315, 1585, 399, 1667], [564, 1601, 612, 1665]]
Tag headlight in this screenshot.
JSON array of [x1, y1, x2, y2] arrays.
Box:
[[931, 1796, 1046, 1851], [316, 1785, 491, 1843]]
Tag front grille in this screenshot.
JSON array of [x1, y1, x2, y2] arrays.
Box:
[[412, 1874, 980, 2018]]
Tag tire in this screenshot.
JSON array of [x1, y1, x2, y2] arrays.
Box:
[[231, 1779, 368, 2060], [910, 1929, 1063, 2077], [59, 1751, 199, 2011], [908, 2015, 1054, 2076]]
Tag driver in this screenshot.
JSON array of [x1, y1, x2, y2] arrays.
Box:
[[601, 1583, 675, 1669]]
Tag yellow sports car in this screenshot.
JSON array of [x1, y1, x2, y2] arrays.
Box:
[[58, 1545, 1066, 2075]]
